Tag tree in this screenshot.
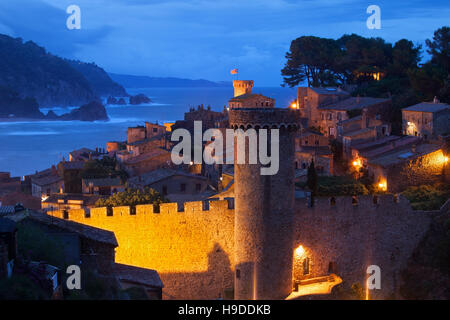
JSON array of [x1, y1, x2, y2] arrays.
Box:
[[282, 36, 341, 87], [94, 187, 167, 207], [306, 160, 318, 197], [389, 39, 422, 78], [426, 26, 450, 73]]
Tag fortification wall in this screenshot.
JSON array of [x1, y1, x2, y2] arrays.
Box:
[[50, 200, 235, 300], [293, 194, 434, 299], [51, 194, 435, 300]]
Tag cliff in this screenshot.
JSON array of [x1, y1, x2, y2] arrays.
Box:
[[0, 86, 44, 118], [0, 34, 128, 109]]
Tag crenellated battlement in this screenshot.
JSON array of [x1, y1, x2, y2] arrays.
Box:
[[48, 198, 235, 221], [297, 193, 410, 210], [47, 194, 421, 222]]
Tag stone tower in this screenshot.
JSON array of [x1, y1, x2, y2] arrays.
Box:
[[229, 106, 300, 300], [233, 80, 254, 97]]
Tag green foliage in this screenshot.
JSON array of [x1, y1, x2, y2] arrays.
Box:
[[95, 187, 167, 207], [402, 184, 450, 210], [17, 221, 66, 268], [316, 175, 369, 196], [0, 275, 49, 300]]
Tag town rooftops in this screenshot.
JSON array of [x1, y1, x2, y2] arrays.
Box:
[[29, 166, 62, 187], [309, 87, 349, 95], [124, 148, 171, 165], [82, 177, 122, 188], [127, 133, 165, 146], [358, 136, 420, 160], [298, 146, 332, 155], [114, 263, 163, 289], [60, 161, 85, 170], [129, 168, 207, 187], [402, 102, 450, 113], [42, 193, 103, 207], [368, 143, 442, 167], [319, 97, 390, 111], [229, 93, 273, 102], [29, 211, 118, 247]]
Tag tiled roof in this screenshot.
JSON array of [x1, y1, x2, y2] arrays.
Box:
[[82, 177, 123, 188], [124, 148, 171, 164], [129, 168, 206, 187], [229, 93, 273, 102], [61, 161, 85, 170], [42, 193, 103, 206], [310, 87, 349, 95], [402, 102, 450, 113], [368, 143, 442, 167], [319, 97, 390, 111], [29, 211, 118, 247], [114, 263, 163, 288]]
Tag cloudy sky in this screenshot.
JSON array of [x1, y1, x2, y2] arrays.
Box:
[[0, 0, 448, 86]]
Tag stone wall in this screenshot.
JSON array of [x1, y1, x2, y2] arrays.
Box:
[[49, 194, 435, 300], [292, 194, 434, 299], [49, 200, 235, 300]]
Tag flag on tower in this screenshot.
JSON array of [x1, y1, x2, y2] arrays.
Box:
[[230, 69, 238, 75]]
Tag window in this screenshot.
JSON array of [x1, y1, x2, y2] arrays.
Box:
[[153, 128, 158, 133], [162, 185, 167, 196], [236, 269, 240, 279], [196, 183, 201, 192], [63, 210, 69, 220], [328, 262, 335, 273], [303, 257, 310, 275], [315, 140, 319, 145], [304, 140, 308, 145], [328, 113, 332, 120], [337, 113, 342, 121], [180, 183, 186, 192]]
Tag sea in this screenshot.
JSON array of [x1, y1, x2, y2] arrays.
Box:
[[0, 87, 297, 177]]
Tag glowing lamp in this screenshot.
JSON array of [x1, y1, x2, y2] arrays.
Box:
[[291, 102, 298, 109], [444, 156, 449, 163], [295, 245, 305, 257]]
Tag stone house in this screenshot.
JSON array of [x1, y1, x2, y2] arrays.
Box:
[[82, 177, 124, 196], [294, 130, 333, 174], [127, 168, 210, 201], [296, 86, 391, 138], [402, 100, 450, 139], [30, 166, 64, 199]]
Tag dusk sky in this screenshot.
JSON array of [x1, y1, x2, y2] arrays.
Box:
[[0, 0, 448, 86]]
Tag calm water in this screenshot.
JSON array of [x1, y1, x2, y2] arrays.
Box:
[[0, 87, 296, 177]]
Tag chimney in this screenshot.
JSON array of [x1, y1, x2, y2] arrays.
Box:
[[433, 96, 439, 104]]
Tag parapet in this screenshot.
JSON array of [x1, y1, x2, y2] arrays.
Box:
[[295, 194, 413, 216], [49, 198, 235, 221], [229, 108, 301, 130]]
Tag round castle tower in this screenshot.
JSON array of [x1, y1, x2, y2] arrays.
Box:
[[233, 80, 254, 97], [229, 107, 300, 300]]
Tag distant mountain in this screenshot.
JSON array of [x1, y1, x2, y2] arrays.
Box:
[[0, 34, 127, 107], [109, 73, 231, 88], [67, 60, 128, 97]]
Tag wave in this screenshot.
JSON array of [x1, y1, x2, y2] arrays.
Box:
[[6, 130, 59, 136]]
